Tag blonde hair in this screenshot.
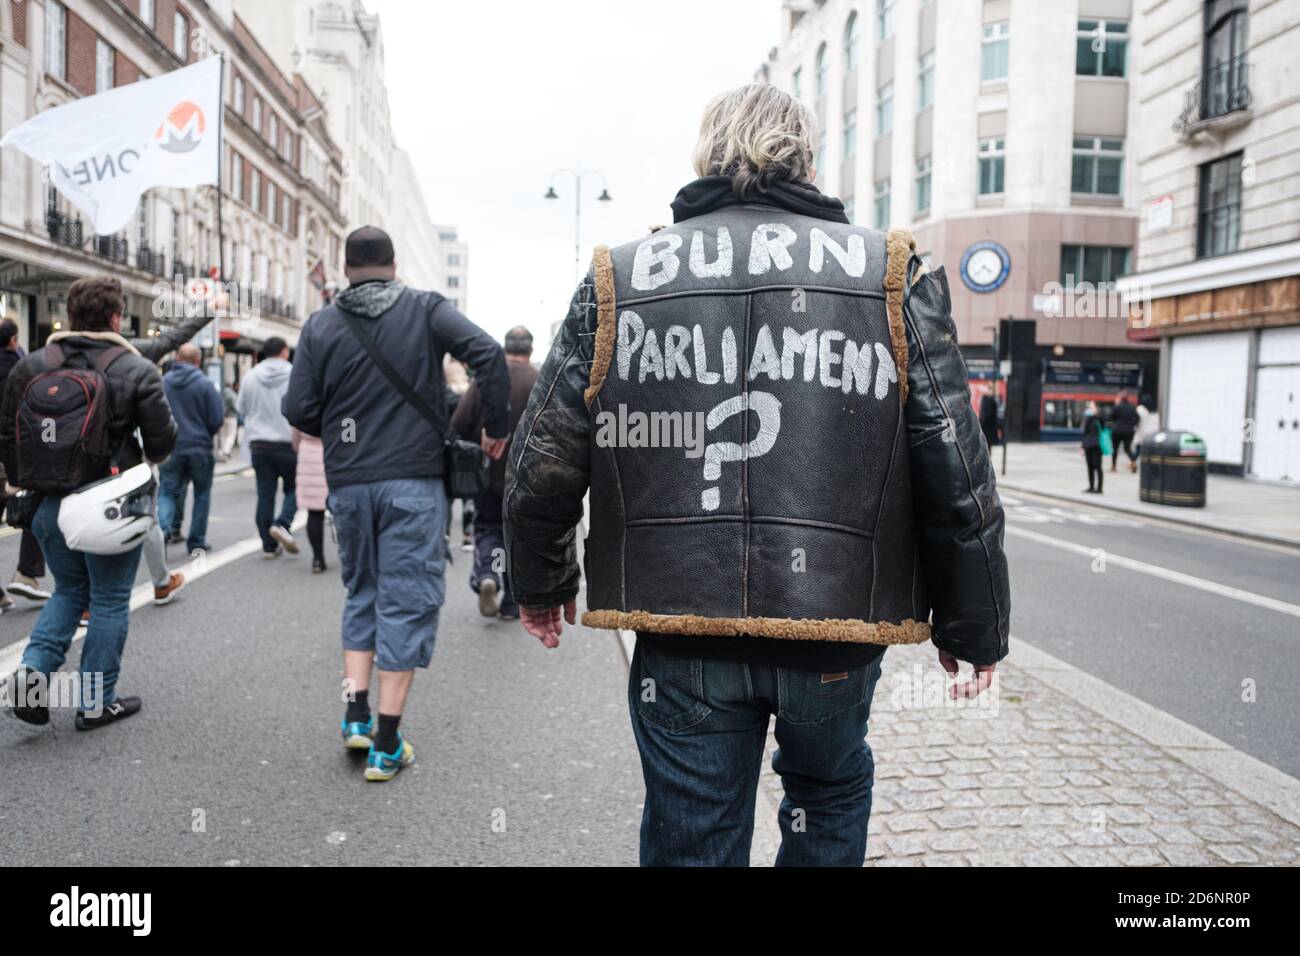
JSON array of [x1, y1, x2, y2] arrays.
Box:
[[692, 84, 818, 199]]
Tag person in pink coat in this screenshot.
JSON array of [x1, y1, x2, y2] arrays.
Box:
[[292, 429, 330, 573]]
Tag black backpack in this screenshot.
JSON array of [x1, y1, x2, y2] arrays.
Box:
[[15, 342, 128, 494]]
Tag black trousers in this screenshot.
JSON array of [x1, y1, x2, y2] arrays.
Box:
[[1112, 431, 1136, 467], [1085, 447, 1104, 492]]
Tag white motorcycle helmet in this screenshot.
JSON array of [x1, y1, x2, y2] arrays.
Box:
[[57, 463, 157, 555]]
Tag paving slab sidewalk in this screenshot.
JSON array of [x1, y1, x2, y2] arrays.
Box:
[[751, 640, 1300, 866], [992, 442, 1300, 548]]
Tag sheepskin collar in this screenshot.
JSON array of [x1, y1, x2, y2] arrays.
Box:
[[45, 330, 141, 355]]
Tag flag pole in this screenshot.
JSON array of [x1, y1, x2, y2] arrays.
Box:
[[214, 52, 226, 386]]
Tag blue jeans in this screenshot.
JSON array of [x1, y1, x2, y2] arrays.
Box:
[[629, 640, 885, 867], [158, 450, 215, 551], [250, 443, 297, 552], [22, 496, 143, 712], [469, 494, 517, 616], [328, 478, 448, 671]]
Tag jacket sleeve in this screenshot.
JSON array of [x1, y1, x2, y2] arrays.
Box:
[[282, 324, 324, 437], [133, 363, 178, 464], [902, 261, 1010, 666], [503, 273, 597, 608], [132, 312, 213, 364], [429, 298, 509, 439], [0, 362, 26, 480], [205, 381, 225, 436]]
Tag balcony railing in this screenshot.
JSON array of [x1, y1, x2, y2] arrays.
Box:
[[94, 235, 130, 265], [1175, 55, 1250, 137], [171, 260, 194, 280], [137, 246, 167, 277], [46, 211, 83, 248]]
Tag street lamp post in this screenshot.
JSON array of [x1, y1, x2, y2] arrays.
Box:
[[545, 167, 612, 285]]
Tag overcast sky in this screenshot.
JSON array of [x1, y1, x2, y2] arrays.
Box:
[[371, 0, 782, 354]]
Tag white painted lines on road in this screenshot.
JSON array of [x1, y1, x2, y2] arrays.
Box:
[[1006, 525, 1300, 621], [0, 514, 307, 678]]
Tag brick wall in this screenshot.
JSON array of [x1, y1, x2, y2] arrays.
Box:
[[115, 49, 141, 85], [65, 9, 96, 96]]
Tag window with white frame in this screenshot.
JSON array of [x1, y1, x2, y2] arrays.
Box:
[[978, 137, 1005, 194], [875, 82, 893, 136], [981, 21, 1010, 82], [95, 38, 114, 93], [233, 74, 245, 113], [917, 51, 934, 110], [252, 97, 262, 134], [915, 156, 932, 213], [45, 1, 66, 81], [873, 178, 891, 229], [1076, 19, 1128, 77], [844, 11, 861, 71], [1071, 136, 1123, 195], [448, 276, 461, 288], [139, 0, 154, 28], [843, 109, 857, 159], [877, 0, 895, 43], [282, 194, 291, 231], [267, 181, 277, 224], [815, 43, 828, 100], [448, 254, 461, 266], [172, 11, 187, 59], [232, 152, 244, 199], [269, 113, 278, 147], [252, 168, 262, 213]]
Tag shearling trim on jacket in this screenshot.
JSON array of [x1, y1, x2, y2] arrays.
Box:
[[581, 609, 931, 646], [46, 329, 142, 356], [884, 228, 914, 404], [583, 244, 616, 409]]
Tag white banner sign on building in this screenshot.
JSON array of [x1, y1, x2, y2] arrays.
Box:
[[0, 57, 222, 235]]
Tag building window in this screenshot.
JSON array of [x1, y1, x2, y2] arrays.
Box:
[[269, 113, 278, 147], [1202, 0, 1249, 119], [843, 109, 857, 159], [1071, 136, 1123, 195], [915, 156, 932, 213], [448, 276, 461, 288], [233, 74, 245, 113], [873, 178, 891, 229], [172, 11, 187, 59], [283, 194, 292, 231], [1076, 19, 1128, 77], [1060, 245, 1130, 288], [251, 168, 262, 214], [877, 0, 895, 43], [448, 254, 461, 267], [138, 0, 154, 29], [815, 43, 828, 101], [1197, 152, 1243, 257], [252, 97, 262, 134], [95, 38, 114, 93], [917, 51, 934, 110], [267, 181, 277, 224], [981, 21, 1010, 82], [792, 66, 802, 101], [844, 11, 861, 71], [171, 210, 182, 268], [45, 1, 66, 81], [978, 137, 1005, 195], [232, 152, 244, 199], [875, 82, 893, 136]]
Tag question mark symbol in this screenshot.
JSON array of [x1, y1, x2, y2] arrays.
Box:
[[700, 391, 782, 511]]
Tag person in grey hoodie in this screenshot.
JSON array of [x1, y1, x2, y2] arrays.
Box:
[[237, 337, 299, 556]]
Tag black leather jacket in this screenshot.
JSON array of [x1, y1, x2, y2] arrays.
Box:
[[1, 332, 177, 480], [505, 181, 1010, 665]]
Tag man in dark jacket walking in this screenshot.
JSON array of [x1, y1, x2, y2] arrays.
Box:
[[0, 318, 51, 613], [284, 226, 509, 783], [158, 343, 224, 554], [1, 277, 177, 729], [451, 326, 540, 621], [504, 85, 1010, 866], [1109, 390, 1139, 472]]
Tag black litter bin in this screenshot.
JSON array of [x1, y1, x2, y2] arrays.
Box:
[[1140, 430, 1207, 507]]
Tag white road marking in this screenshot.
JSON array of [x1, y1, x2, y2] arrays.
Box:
[[0, 514, 307, 678], [1007, 525, 1300, 620]]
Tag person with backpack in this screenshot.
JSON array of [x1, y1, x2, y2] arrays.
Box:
[[283, 226, 509, 782], [0, 276, 177, 729]]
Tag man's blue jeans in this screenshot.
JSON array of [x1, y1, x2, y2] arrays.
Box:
[[250, 443, 297, 552], [629, 639, 885, 867], [328, 478, 448, 671], [21, 496, 142, 713], [158, 450, 215, 551]]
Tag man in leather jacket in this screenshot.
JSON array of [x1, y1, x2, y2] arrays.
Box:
[[504, 85, 1010, 866]]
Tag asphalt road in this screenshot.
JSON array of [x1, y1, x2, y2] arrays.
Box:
[[0, 471, 1296, 864]]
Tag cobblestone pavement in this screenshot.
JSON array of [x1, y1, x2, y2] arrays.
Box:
[[755, 642, 1300, 866]]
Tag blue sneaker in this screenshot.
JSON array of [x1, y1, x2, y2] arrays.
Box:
[[365, 733, 414, 782], [341, 715, 374, 751]]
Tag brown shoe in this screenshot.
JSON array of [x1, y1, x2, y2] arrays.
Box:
[[153, 572, 186, 606]]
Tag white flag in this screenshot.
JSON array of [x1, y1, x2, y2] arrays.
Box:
[[0, 57, 222, 235]]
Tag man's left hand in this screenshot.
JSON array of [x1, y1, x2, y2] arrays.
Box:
[[520, 600, 576, 649], [937, 649, 997, 699], [481, 429, 507, 461]]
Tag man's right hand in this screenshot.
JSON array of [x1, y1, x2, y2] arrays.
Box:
[[481, 429, 507, 461], [520, 600, 577, 649]]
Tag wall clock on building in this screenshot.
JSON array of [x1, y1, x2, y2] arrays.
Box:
[[959, 241, 1011, 293]]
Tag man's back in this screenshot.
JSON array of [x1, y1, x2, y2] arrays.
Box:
[[238, 357, 293, 444]]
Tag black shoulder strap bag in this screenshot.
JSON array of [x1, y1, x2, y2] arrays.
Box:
[[339, 310, 490, 500]]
